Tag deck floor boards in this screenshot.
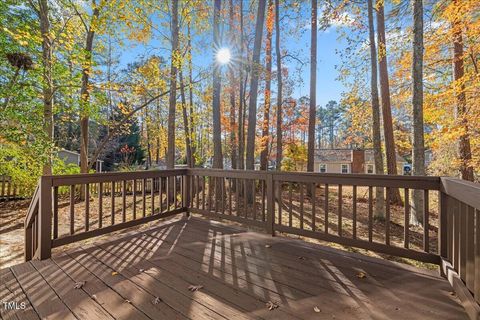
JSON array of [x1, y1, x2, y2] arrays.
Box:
[[2, 216, 468, 319]]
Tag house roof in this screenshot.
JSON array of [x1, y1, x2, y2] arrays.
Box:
[[314, 148, 407, 164], [315, 149, 352, 162], [364, 149, 406, 163]]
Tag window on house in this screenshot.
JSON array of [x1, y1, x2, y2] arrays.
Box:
[[319, 164, 327, 173], [367, 164, 374, 174], [341, 164, 349, 173]]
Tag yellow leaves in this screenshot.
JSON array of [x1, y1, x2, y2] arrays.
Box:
[[118, 102, 130, 115]]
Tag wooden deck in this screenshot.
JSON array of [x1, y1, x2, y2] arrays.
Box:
[[1, 217, 467, 319]]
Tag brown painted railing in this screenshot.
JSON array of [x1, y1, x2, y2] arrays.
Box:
[[440, 178, 480, 318], [24, 168, 480, 317]]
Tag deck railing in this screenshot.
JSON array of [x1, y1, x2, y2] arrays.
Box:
[[24, 168, 479, 317]]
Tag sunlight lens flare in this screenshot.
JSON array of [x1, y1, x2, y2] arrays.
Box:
[[216, 47, 231, 65]]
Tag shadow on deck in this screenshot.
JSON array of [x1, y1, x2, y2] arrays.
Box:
[[1, 216, 467, 319]]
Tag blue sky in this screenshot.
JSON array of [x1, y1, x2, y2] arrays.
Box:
[[116, 6, 349, 108]]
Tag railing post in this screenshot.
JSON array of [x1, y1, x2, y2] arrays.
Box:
[[266, 173, 275, 236], [38, 176, 52, 260], [439, 191, 448, 275]]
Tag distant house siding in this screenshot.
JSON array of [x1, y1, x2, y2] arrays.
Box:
[[364, 162, 406, 174], [58, 151, 80, 165], [316, 162, 351, 174]]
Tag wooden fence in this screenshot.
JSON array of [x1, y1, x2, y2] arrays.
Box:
[[0, 175, 23, 200], [23, 168, 480, 318]]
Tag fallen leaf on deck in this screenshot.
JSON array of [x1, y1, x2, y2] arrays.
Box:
[[139, 269, 145, 273], [314, 306, 321, 313], [74, 281, 85, 289], [356, 271, 367, 279], [266, 301, 279, 310], [265, 244, 272, 248], [153, 297, 162, 304], [111, 271, 119, 276], [188, 284, 204, 292]]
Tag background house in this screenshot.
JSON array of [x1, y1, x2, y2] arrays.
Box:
[[314, 149, 407, 174], [57, 149, 104, 172]]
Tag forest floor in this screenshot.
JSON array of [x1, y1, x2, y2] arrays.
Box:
[[0, 185, 439, 270]]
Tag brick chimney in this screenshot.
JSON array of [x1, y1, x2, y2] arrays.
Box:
[[351, 150, 365, 174]]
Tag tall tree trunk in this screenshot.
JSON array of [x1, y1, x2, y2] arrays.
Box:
[[367, 0, 385, 218], [411, 0, 425, 223], [187, 21, 196, 167], [307, 0, 317, 173], [237, 0, 245, 170], [80, 6, 100, 175], [38, 0, 53, 175], [275, 0, 282, 171], [376, 0, 402, 204], [167, 0, 179, 169], [452, 0, 474, 181], [212, 0, 223, 169], [260, 0, 274, 171], [229, 0, 237, 169], [179, 70, 193, 167], [245, 0, 267, 171]]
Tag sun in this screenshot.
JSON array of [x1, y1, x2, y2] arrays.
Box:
[[216, 47, 231, 65]]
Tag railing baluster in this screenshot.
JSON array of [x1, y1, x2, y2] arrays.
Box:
[[174, 176, 177, 209], [337, 184, 342, 237], [460, 202, 467, 280], [474, 208, 480, 304], [202, 176, 206, 210], [151, 178, 156, 215], [368, 186, 373, 242], [70, 185, 75, 235], [235, 178, 239, 215], [262, 180, 266, 222], [466, 205, 475, 292], [253, 180, 257, 221], [111, 181, 115, 225], [221, 178, 225, 214], [122, 180, 127, 222], [324, 184, 329, 233], [278, 182, 283, 225], [85, 184, 90, 231], [311, 183, 316, 231], [423, 189, 429, 252], [352, 185, 356, 239], [404, 188, 410, 248], [299, 183, 304, 229], [206, 176, 211, 212], [159, 177, 163, 213], [99, 182, 103, 228], [243, 179, 247, 218], [288, 182, 293, 228], [142, 178, 146, 217], [132, 179, 137, 219], [229, 178, 233, 215], [53, 186, 58, 239], [453, 200, 459, 270], [385, 187, 391, 245]]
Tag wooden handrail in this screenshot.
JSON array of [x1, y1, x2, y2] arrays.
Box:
[[24, 181, 40, 228], [441, 177, 480, 210]]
